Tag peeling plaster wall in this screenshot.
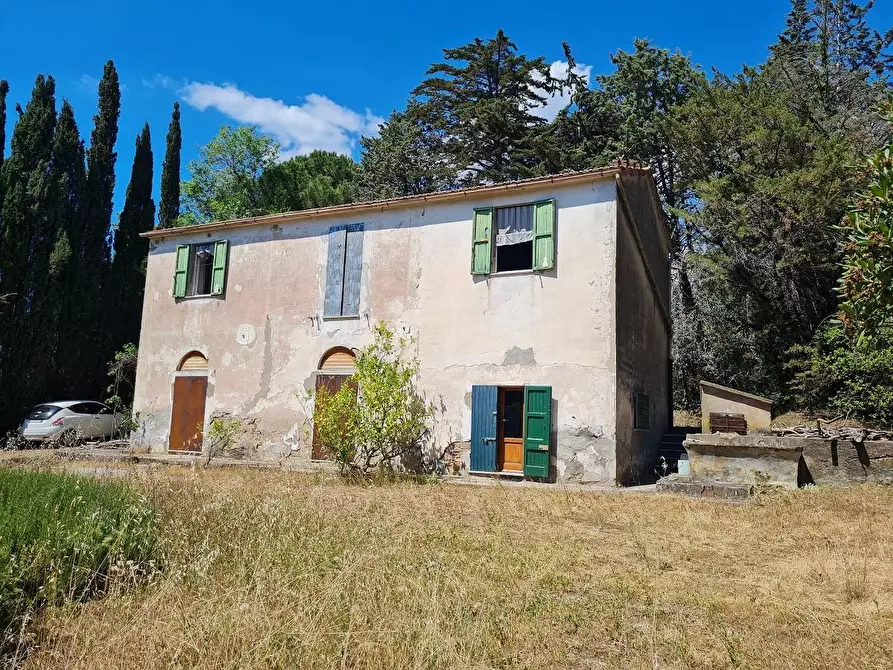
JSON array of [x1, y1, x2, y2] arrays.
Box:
[[133, 178, 621, 481], [614, 184, 671, 484]]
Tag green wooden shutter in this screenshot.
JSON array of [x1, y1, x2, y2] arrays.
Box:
[[471, 207, 493, 275], [173, 244, 189, 298], [523, 385, 552, 478], [211, 240, 229, 295], [532, 199, 555, 270]]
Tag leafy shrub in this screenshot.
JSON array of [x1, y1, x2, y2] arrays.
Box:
[[312, 323, 435, 477], [788, 323, 893, 426], [0, 470, 158, 657]]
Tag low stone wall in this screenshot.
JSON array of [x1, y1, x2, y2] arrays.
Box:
[[683, 433, 802, 489], [675, 434, 893, 491]]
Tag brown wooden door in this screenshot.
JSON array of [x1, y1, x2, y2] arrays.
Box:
[[169, 375, 208, 452], [311, 374, 356, 460], [498, 387, 524, 472]]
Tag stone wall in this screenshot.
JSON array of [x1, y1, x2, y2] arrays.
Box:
[[672, 434, 893, 492]]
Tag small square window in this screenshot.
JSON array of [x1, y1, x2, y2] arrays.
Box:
[[187, 243, 214, 296], [634, 393, 650, 430], [494, 204, 534, 272]]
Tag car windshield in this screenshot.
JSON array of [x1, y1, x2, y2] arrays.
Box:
[[27, 404, 63, 421]]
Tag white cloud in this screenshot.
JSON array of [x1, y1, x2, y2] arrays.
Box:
[[178, 81, 384, 157], [76, 74, 98, 90], [141, 73, 179, 90], [530, 60, 592, 121]]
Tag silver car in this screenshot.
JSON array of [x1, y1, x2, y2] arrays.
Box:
[[20, 401, 121, 443]]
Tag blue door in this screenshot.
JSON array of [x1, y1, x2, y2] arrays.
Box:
[[470, 385, 498, 472]]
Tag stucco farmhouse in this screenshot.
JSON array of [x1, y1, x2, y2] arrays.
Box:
[[132, 163, 670, 484]]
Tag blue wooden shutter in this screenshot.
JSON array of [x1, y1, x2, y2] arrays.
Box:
[[324, 226, 347, 317], [342, 223, 364, 316], [471, 208, 493, 275], [210, 240, 229, 295], [523, 386, 552, 478], [173, 245, 189, 298], [533, 199, 555, 270], [470, 385, 498, 472]]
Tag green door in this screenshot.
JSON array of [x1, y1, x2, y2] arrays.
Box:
[[523, 386, 552, 478]]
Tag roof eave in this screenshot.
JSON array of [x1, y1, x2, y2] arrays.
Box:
[[141, 166, 641, 240]]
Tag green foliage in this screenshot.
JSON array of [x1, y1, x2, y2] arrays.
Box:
[[110, 124, 154, 353], [0, 470, 157, 657], [258, 150, 358, 212], [358, 105, 456, 199], [158, 102, 181, 228], [205, 416, 243, 462], [105, 343, 139, 436], [837, 97, 893, 342], [411, 30, 552, 185], [312, 323, 435, 477], [788, 324, 893, 425], [0, 75, 59, 429], [179, 125, 279, 224]]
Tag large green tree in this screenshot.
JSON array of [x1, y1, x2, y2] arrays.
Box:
[[64, 60, 120, 398], [411, 30, 552, 185], [258, 150, 358, 212], [45, 101, 86, 397], [179, 125, 278, 224], [0, 80, 8, 173], [110, 123, 154, 352], [158, 102, 181, 228], [358, 105, 455, 199], [0, 75, 58, 428]]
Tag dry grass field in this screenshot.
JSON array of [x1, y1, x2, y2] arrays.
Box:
[[15, 464, 893, 669]]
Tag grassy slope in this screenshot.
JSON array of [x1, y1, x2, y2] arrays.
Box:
[[20, 467, 893, 669]]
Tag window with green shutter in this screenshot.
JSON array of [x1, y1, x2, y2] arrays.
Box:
[[173, 240, 229, 299], [471, 199, 555, 275]]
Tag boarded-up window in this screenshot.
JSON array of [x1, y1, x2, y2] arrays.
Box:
[[324, 223, 364, 317]]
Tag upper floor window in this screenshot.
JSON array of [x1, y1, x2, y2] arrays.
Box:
[[324, 223, 364, 318], [173, 241, 229, 299], [471, 199, 555, 275]]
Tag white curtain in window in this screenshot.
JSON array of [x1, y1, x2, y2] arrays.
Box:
[[496, 204, 534, 246]]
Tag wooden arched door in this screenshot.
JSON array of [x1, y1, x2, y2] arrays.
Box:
[[169, 352, 208, 452], [311, 347, 357, 460]]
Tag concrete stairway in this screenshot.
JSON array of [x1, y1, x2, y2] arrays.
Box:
[[655, 427, 698, 476]]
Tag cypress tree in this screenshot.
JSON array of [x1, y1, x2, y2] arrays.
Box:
[[0, 75, 58, 429], [46, 101, 86, 398], [111, 123, 154, 351], [0, 80, 9, 171], [158, 102, 181, 228], [69, 60, 120, 397]]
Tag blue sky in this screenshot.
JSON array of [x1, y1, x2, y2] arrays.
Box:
[[2, 0, 892, 219]]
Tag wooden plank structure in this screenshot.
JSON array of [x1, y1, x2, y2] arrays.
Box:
[[709, 412, 748, 435]]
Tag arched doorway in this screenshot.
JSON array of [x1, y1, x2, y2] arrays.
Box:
[[169, 351, 208, 452], [312, 347, 357, 460]]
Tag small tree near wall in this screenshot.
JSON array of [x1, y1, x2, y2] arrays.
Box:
[[312, 323, 435, 477]]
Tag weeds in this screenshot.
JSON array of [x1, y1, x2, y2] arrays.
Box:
[[14, 467, 893, 669], [0, 469, 158, 662]]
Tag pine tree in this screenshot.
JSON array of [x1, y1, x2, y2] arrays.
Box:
[[358, 106, 455, 199], [111, 123, 154, 351], [412, 30, 552, 185], [0, 75, 58, 429], [158, 102, 181, 228], [68, 60, 120, 398]]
